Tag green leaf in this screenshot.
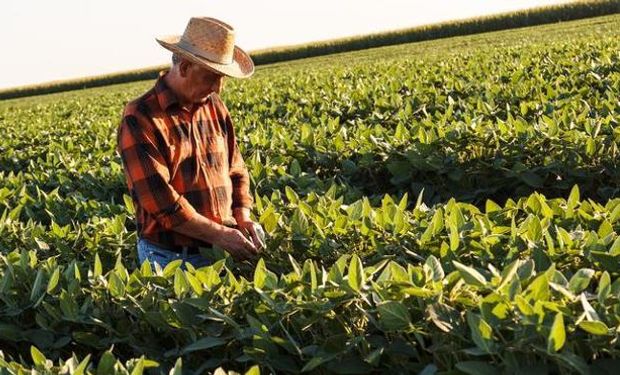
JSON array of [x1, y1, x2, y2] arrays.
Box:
[[598, 220, 613, 239], [303, 259, 318, 292], [548, 313, 566, 352], [377, 301, 411, 330], [169, 358, 183, 375], [419, 364, 438, 375], [245, 365, 260, 375], [609, 236, 620, 256], [568, 268, 594, 294], [174, 268, 189, 298], [453, 261, 487, 288], [47, 267, 60, 294], [498, 259, 520, 290], [130, 357, 145, 375], [525, 272, 550, 302], [598, 271, 611, 303], [554, 351, 590, 374], [123, 194, 135, 215], [30, 268, 44, 302], [108, 272, 125, 298], [521, 171, 543, 188], [74, 354, 91, 375], [30, 345, 46, 366], [347, 254, 364, 293], [301, 353, 337, 372], [456, 361, 497, 375], [185, 272, 203, 296], [485, 199, 501, 213], [449, 222, 459, 251], [94, 252, 103, 277], [364, 347, 383, 367], [567, 185, 580, 209], [578, 321, 609, 335], [398, 193, 408, 211], [163, 259, 183, 278], [527, 215, 542, 242], [260, 207, 278, 233], [97, 351, 116, 375], [466, 312, 494, 353], [285, 185, 299, 203], [609, 204, 620, 224], [425, 255, 444, 282], [254, 258, 267, 289], [182, 337, 227, 354]]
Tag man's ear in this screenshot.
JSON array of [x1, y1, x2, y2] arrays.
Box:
[[179, 58, 192, 78]]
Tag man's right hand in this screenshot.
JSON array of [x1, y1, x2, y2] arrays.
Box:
[[173, 213, 258, 261], [212, 226, 258, 261]]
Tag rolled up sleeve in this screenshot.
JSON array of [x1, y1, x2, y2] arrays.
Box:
[[224, 113, 253, 210], [117, 112, 196, 229]]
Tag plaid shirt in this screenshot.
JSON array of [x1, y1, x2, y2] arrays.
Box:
[[116, 72, 253, 248]]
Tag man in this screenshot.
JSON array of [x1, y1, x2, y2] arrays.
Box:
[[117, 17, 264, 269]]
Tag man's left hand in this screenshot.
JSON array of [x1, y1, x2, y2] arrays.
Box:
[[236, 221, 266, 252]]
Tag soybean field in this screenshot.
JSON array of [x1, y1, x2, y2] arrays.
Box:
[[0, 13, 619, 375]]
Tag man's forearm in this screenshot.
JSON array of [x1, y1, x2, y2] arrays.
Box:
[[173, 213, 226, 244], [233, 207, 251, 223]]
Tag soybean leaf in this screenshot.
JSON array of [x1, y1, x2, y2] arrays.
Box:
[[548, 313, 566, 352], [348, 254, 364, 293], [30, 346, 46, 366], [425, 255, 444, 282], [568, 268, 594, 294], [108, 272, 125, 298], [456, 361, 497, 375], [169, 358, 183, 375], [47, 267, 60, 294], [377, 301, 410, 331], [97, 351, 116, 375], [578, 321, 609, 336], [182, 337, 227, 354], [453, 261, 487, 288]]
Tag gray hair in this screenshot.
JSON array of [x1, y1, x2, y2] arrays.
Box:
[[171, 52, 182, 66]]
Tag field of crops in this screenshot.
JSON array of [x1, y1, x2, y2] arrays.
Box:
[[0, 13, 619, 375]]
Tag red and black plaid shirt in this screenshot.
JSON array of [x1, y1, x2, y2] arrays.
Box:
[[117, 71, 253, 248]]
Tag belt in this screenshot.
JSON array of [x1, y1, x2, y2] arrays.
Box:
[[143, 239, 210, 255]]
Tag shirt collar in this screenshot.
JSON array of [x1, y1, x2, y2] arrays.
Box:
[[154, 70, 216, 113], [154, 70, 180, 111]]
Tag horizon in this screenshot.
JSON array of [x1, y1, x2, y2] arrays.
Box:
[[1, 0, 570, 90]]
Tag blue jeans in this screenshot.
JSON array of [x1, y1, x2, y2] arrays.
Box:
[[137, 238, 211, 269]]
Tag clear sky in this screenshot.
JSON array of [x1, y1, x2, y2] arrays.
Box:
[[0, 0, 570, 89]]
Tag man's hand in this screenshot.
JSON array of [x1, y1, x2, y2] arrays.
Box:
[[236, 220, 266, 252], [212, 226, 258, 261], [173, 213, 258, 262], [172, 210, 264, 261]]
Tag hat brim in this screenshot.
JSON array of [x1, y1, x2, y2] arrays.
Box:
[[156, 35, 254, 79]]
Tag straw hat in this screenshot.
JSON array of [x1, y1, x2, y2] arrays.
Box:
[[156, 17, 254, 79]]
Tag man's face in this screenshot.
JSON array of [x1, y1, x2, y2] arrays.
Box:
[[183, 62, 226, 103]]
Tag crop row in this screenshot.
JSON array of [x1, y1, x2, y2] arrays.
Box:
[[0, 187, 619, 373], [1, 19, 618, 215]]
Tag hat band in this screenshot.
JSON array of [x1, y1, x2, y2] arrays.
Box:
[[177, 39, 234, 65]]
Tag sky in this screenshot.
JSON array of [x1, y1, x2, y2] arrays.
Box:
[[0, 0, 571, 89]]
